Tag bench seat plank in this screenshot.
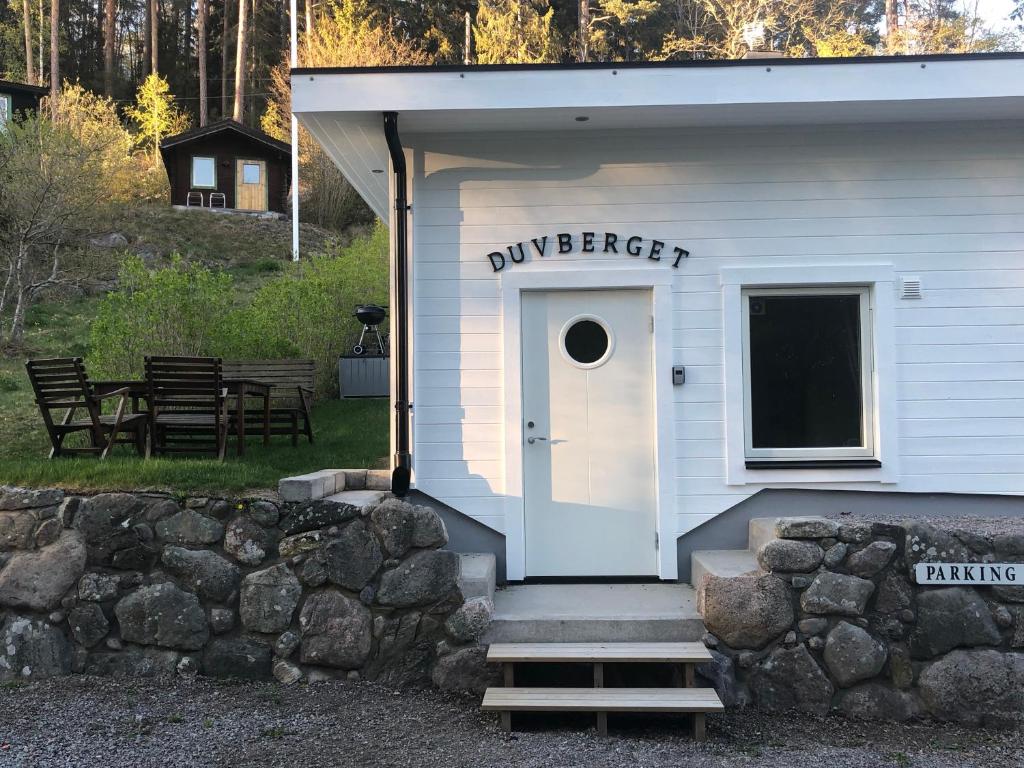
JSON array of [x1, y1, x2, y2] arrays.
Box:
[[486, 642, 713, 664], [482, 687, 724, 713]]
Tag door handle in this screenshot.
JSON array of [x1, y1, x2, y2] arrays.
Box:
[[527, 436, 548, 445]]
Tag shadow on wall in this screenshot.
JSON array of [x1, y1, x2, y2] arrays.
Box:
[[676, 488, 1024, 584]]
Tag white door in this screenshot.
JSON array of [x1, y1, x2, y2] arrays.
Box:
[[521, 289, 658, 577]]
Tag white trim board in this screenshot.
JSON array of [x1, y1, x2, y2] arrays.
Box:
[[501, 266, 678, 581]]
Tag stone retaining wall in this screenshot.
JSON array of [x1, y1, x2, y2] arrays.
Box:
[[698, 517, 1024, 727], [0, 484, 493, 689]]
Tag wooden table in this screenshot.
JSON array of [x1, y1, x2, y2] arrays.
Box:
[[92, 379, 272, 457]]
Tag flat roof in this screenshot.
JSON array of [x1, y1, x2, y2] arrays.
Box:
[[291, 53, 1024, 218]]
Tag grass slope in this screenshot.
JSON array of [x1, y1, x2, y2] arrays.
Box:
[[0, 206, 388, 493]]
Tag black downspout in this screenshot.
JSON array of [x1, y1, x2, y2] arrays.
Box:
[[384, 112, 412, 496]]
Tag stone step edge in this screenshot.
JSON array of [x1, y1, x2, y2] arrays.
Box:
[[278, 468, 391, 502]]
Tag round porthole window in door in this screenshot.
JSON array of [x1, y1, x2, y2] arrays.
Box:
[[559, 315, 614, 369]]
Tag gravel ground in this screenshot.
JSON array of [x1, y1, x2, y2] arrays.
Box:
[[0, 677, 1021, 768]]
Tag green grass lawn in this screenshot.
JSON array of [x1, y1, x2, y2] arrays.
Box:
[[0, 398, 390, 494]]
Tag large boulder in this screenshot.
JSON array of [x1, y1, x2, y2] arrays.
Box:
[[299, 590, 372, 669], [411, 506, 448, 549], [323, 520, 383, 591], [801, 572, 875, 617], [78, 572, 121, 602], [239, 564, 302, 633], [846, 541, 897, 578], [0, 511, 39, 551], [837, 683, 922, 722], [910, 587, 1001, 659], [114, 583, 209, 650], [431, 646, 496, 694], [202, 637, 272, 680], [279, 499, 360, 536], [757, 540, 824, 573], [73, 493, 147, 565], [918, 650, 1024, 726], [749, 645, 834, 715], [154, 509, 224, 546], [376, 550, 460, 608], [698, 575, 793, 650], [371, 499, 416, 558], [0, 615, 72, 681], [68, 602, 110, 649], [824, 621, 887, 687], [445, 597, 493, 643], [0, 487, 64, 511], [223, 516, 274, 566], [0, 530, 86, 611], [904, 521, 977, 580], [875, 572, 913, 614], [775, 517, 839, 539], [83, 649, 179, 677], [160, 546, 240, 603], [696, 649, 747, 708]]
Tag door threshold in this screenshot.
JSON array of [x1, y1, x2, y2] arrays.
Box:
[[519, 576, 666, 585]]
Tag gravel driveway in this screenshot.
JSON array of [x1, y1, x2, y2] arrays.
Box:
[[1, 677, 1021, 768]]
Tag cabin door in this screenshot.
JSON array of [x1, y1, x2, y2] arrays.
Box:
[[235, 159, 268, 212], [521, 289, 658, 577]]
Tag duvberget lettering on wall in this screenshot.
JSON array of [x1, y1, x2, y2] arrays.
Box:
[[486, 232, 691, 272]]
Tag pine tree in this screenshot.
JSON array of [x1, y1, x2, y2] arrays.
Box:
[[474, 0, 562, 64]]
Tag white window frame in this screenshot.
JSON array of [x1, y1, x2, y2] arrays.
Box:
[[190, 156, 217, 189], [721, 263, 898, 487], [741, 286, 874, 461], [0, 94, 11, 127]]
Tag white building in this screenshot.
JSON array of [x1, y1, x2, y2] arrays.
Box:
[[293, 54, 1024, 583]]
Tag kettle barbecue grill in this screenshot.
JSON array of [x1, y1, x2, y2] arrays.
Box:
[[353, 304, 388, 356]]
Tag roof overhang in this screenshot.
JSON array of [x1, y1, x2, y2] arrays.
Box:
[[291, 54, 1024, 218]]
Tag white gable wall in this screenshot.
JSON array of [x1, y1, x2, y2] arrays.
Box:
[[405, 121, 1024, 547]]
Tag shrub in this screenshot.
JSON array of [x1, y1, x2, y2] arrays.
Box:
[[89, 255, 235, 378], [88, 224, 390, 396]]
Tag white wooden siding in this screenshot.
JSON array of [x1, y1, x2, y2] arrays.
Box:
[[408, 122, 1024, 537]]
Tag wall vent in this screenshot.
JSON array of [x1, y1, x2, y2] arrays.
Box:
[[900, 276, 922, 300]]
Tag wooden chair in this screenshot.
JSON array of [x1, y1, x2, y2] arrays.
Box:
[[25, 357, 147, 459], [145, 356, 229, 460], [223, 359, 315, 446]]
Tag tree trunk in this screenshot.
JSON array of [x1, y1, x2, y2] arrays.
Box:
[[221, 0, 231, 118], [885, 0, 899, 52], [198, 0, 208, 125], [144, 0, 152, 74], [49, 0, 58, 112], [150, 0, 159, 75], [463, 10, 471, 65], [23, 0, 34, 84], [232, 0, 248, 123], [304, 0, 312, 35], [103, 0, 115, 95], [579, 0, 589, 62]]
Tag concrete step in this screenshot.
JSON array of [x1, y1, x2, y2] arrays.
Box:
[[483, 584, 705, 644], [748, 517, 780, 553], [690, 549, 761, 587], [459, 553, 497, 601]]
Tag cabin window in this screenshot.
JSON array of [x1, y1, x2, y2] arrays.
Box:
[[242, 162, 261, 184], [742, 287, 874, 462], [0, 94, 11, 127], [191, 156, 217, 188]]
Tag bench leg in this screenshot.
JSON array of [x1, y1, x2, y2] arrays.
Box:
[[500, 711, 512, 732], [685, 663, 695, 688], [596, 712, 608, 737], [693, 712, 706, 742], [503, 662, 514, 687], [593, 662, 604, 688]]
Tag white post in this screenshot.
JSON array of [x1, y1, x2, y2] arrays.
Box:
[[289, 0, 300, 262]]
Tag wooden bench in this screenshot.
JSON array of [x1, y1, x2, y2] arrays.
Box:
[[223, 359, 315, 446], [484, 642, 722, 739]]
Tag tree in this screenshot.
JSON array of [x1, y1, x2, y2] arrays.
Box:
[[474, 0, 562, 64], [198, 0, 209, 125], [0, 112, 123, 346], [49, 0, 58, 111], [233, 0, 248, 121], [127, 73, 191, 165], [23, 0, 34, 83], [103, 0, 115, 95], [151, 0, 159, 74]]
